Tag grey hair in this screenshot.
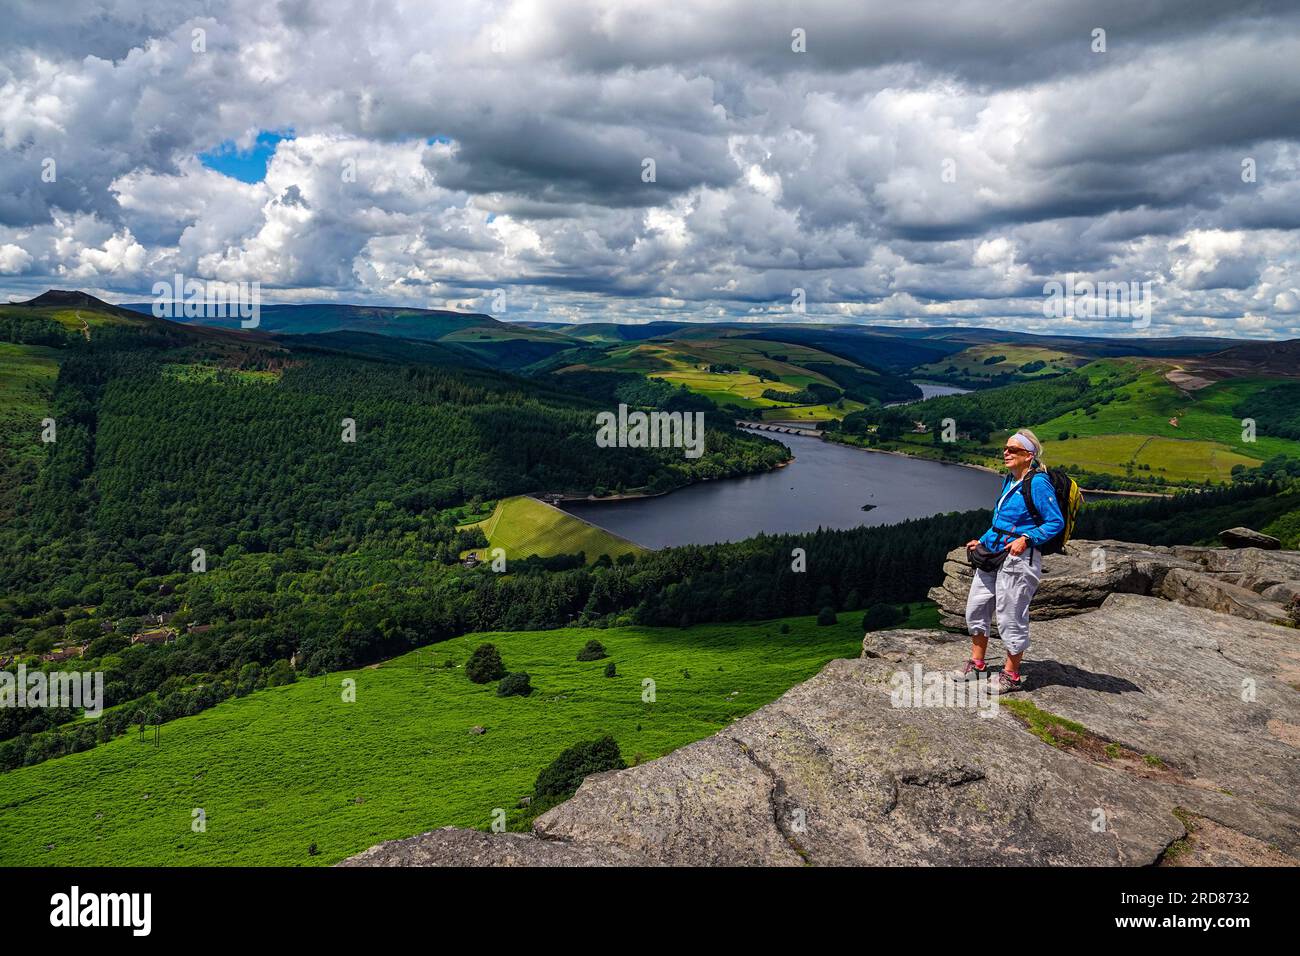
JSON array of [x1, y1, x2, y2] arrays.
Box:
[[1014, 428, 1045, 468]]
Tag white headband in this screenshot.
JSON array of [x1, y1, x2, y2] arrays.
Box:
[[1009, 433, 1037, 454]]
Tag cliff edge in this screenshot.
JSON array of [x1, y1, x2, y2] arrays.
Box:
[[341, 537, 1300, 867]]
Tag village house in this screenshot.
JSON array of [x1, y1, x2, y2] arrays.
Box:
[[131, 628, 177, 646]]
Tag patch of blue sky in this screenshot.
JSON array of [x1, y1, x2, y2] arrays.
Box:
[[199, 130, 295, 183]]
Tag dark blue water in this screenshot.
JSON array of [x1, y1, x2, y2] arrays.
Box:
[[885, 382, 971, 406], [561, 433, 1001, 549]]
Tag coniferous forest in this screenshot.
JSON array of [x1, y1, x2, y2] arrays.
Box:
[[0, 304, 1294, 773], [0, 322, 1280, 769]]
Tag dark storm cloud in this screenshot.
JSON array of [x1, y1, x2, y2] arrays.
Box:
[[0, 0, 1298, 336]]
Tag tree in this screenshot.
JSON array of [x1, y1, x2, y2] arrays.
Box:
[[534, 736, 626, 800], [266, 659, 296, 687], [466, 643, 506, 684], [497, 672, 532, 697], [862, 604, 905, 631]]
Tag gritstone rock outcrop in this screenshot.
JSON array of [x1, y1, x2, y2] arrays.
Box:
[[341, 533, 1300, 867]]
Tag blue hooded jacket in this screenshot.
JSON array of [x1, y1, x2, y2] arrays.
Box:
[[978, 470, 1065, 553]]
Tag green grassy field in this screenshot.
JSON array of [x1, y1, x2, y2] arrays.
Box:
[[0, 341, 61, 472], [1034, 366, 1300, 480], [1047, 434, 1260, 482], [757, 400, 868, 422], [857, 359, 1300, 485], [573, 338, 857, 411], [0, 614, 868, 866], [459, 495, 645, 563], [0, 304, 144, 340], [914, 344, 1084, 383]]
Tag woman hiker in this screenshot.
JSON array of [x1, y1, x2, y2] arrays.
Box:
[[955, 428, 1064, 694]]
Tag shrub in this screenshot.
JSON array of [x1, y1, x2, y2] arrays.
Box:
[[604, 661, 616, 678], [862, 604, 906, 631], [779, 622, 791, 634], [576, 639, 608, 661], [816, 606, 837, 626], [534, 735, 627, 801], [265, 659, 296, 687], [466, 643, 506, 684], [497, 672, 532, 697]]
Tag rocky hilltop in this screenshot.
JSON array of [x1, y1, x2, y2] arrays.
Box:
[[341, 535, 1300, 867], [926, 530, 1299, 630]]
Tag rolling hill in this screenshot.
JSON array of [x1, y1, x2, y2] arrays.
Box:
[[912, 343, 1088, 384], [833, 355, 1300, 488], [118, 300, 582, 371], [458, 495, 645, 564], [554, 333, 919, 415], [0, 613, 867, 866]]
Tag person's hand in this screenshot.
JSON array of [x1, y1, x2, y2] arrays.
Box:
[[965, 539, 979, 550], [1009, 535, 1029, 556]]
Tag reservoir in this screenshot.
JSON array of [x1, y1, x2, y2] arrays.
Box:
[[887, 381, 971, 405], [561, 433, 1002, 549]]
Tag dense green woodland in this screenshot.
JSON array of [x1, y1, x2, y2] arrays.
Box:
[[1236, 382, 1300, 441], [0, 323, 780, 763], [0, 309, 1293, 773], [11, 348, 783, 576], [0, 475, 1281, 770], [838, 367, 1136, 441]]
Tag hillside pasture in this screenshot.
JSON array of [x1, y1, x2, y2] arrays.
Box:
[[459, 495, 644, 563], [0, 614, 865, 866], [914, 344, 1084, 383]]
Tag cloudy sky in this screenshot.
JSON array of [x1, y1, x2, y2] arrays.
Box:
[[2, 0, 1299, 338]]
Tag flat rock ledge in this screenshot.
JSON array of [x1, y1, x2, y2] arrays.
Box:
[[926, 537, 1300, 631], [342, 581, 1300, 866], [1221, 526, 1282, 550]]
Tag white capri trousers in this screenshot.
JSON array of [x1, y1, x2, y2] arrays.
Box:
[[965, 550, 1042, 656]]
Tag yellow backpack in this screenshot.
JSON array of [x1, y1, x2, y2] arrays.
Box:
[[1020, 467, 1083, 555]]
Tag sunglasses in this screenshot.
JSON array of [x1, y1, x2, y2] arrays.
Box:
[[1002, 446, 1031, 455]]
